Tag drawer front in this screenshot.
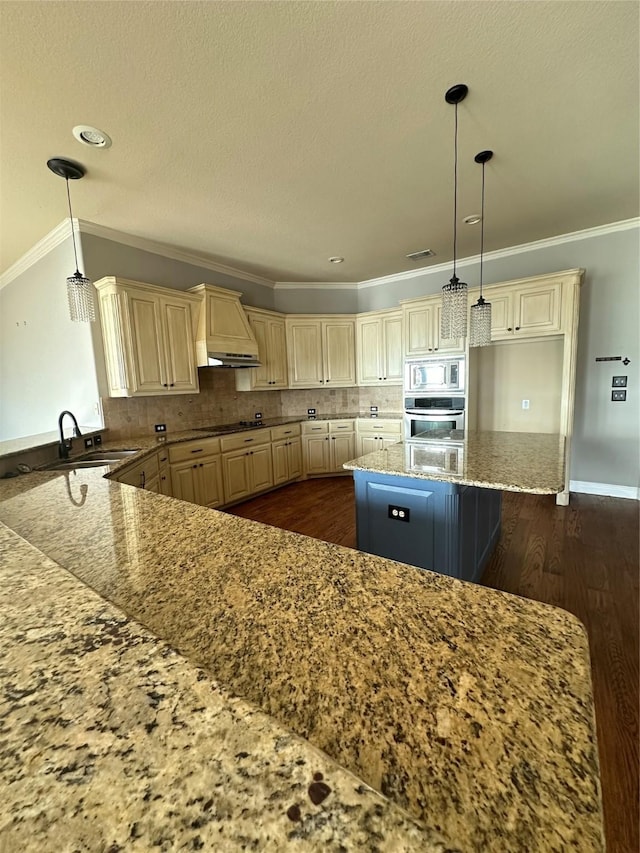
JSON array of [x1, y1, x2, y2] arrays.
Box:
[[301, 421, 329, 435], [329, 419, 355, 433], [168, 437, 220, 464], [270, 423, 301, 441], [356, 419, 402, 435], [116, 452, 159, 486], [220, 430, 269, 453]]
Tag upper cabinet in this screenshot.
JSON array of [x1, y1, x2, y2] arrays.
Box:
[[401, 294, 465, 357], [95, 277, 200, 397], [481, 280, 562, 341], [236, 308, 288, 391], [356, 309, 403, 385], [286, 316, 356, 389]]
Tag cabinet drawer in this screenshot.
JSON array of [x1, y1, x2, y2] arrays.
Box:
[[329, 419, 355, 433], [168, 437, 220, 464], [270, 423, 301, 441], [301, 421, 329, 435], [115, 452, 159, 487], [356, 419, 402, 435], [220, 430, 269, 453]]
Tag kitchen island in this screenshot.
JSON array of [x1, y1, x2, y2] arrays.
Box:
[[344, 432, 565, 582], [0, 449, 603, 852]]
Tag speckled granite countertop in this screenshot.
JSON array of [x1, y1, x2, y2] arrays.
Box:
[[1, 525, 436, 852], [0, 466, 603, 851], [344, 432, 566, 494]]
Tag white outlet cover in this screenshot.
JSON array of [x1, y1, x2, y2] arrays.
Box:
[[522, 399, 530, 410]]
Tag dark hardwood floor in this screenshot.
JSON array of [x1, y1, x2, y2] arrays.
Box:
[[226, 478, 639, 853]]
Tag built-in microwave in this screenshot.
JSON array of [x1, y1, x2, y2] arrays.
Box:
[[404, 356, 465, 394]]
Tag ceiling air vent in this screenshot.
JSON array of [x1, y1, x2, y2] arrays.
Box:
[[406, 249, 436, 261]]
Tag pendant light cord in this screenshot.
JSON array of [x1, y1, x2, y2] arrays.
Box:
[[65, 178, 81, 274], [452, 103, 458, 278], [479, 160, 485, 296]]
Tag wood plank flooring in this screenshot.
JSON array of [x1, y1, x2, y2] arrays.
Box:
[[226, 479, 639, 853]]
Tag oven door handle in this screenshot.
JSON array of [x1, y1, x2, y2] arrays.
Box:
[[405, 409, 464, 416]]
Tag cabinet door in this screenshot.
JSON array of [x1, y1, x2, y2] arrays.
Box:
[[304, 435, 330, 474], [171, 462, 199, 504], [359, 435, 379, 455], [198, 456, 224, 508], [159, 470, 172, 496], [331, 433, 355, 471], [272, 439, 290, 485], [249, 445, 273, 493], [514, 282, 562, 336], [222, 452, 252, 503], [433, 303, 464, 354], [286, 437, 303, 481], [382, 313, 404, 381], [268, 318, 288, 388], [403, 302, 435, 356], [247, 313, 271, 390], [485, 291, 513, 340], [323, 320, 356, 387], [162, 299, 199, 392], [127, 291, 167, 392], [357, 317, 383, 385], [287, 320, 324, 388]]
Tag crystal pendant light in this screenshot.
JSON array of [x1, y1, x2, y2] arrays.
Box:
[[469, 150, 493, 348], [46, 158, 96, 322], [441, 84, 469, 341]]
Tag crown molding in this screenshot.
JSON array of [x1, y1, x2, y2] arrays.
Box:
[[0, 219, 76, 291], [357, 217, 640, 290], [77, 220, 276, 288], [274, 281, 359, 290]]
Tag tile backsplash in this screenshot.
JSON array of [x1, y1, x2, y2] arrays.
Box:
[[102, 370, 403, 441]]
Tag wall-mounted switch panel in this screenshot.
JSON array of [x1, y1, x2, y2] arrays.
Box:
[[522, 399, 530, 410], [155, 423, 167, 433], [612, 376, 627, 387], [84, 437, 94, 449], [611, 390, 627, 402]]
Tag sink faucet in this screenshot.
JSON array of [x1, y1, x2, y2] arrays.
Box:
[[58, 410, 82, 459]]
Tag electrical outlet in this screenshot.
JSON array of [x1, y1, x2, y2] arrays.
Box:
[[612, 376, 627, 387], [93, 434, 102, 446], [84, 437, 94, 449], [254, 412, 263, 420], [388, 505, 410, 522], [611, 389, 627, 402], [307, 408, 316, 415], [370, 406, 378, 412], [522, 399, 530, 410], [155, 424, 167, 433]]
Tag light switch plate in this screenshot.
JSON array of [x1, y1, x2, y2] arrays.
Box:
[[611, 390, 627, 401], [84, 437, 94, 449]]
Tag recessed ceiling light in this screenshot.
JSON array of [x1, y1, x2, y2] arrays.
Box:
[[329, 256, 344, 264], [463, 214, 482, 225], [72, 125, 112, 149]]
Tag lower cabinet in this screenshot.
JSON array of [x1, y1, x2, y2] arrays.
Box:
[[222, 443, 273, 504], [302, 420, 355, 475], [169, 438, 224, 508], [113, 452, 160, 490], [356, 419, 402, 456], [272, 437, 303, 485]]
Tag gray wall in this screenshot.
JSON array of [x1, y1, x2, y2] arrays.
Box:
[[81, 234, 276, 311], [0, 238, 103, 440], [273, 286, 358, 314], [353, 226, 639, 488]]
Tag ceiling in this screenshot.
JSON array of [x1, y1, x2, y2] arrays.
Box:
[[1, 1, 638, 283]]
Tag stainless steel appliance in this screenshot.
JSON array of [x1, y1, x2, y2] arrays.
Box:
[[404, 395, 465, 440], [404, 356, 465, 394], [405, 441, 464, 475]]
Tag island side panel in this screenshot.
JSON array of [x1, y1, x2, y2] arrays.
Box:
[[353, 470, 501, 582]]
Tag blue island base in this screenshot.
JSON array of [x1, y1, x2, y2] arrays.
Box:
[[353, 470, 502, 583]]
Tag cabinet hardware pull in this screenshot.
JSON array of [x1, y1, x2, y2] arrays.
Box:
[[244, 438, 254, 442], [191, 449, 203, 453], [284, 430, 291, 434], [163, 383, 168, 388], [515, 326, 521, 331], [160, 456, 167, 462], [193, 464, 197, 468], [507, 327, 513, 332], [378, 377, 382, 380]]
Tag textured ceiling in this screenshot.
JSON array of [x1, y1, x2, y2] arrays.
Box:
[[0, 1, 638, 283]]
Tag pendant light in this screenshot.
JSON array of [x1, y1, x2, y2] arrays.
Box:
[[469, 150, 493, 348], [440, 83, 469, 341], [46, 158, 95, 322]]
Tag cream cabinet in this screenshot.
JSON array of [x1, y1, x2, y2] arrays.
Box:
[[236, 308, 288, 391], [95, 277, 200, 397], [271, 424, 303, 486], [301, 420, 355, 475], [157, 446, 172, 496], [112, 451, 160, 491], [356, 310, 403, 385], [169, 438, 224, 508], [356, 419, 403, 455], [286, 316, 356, 389], [479, 280, 562, 340], [221, 432, 274, 504], [401, 295, 464, 357]]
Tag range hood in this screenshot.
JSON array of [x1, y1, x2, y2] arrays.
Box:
[[189, 283, 261, 368]]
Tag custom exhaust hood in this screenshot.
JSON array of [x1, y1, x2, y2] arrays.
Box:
[[189, 283, 261, 368]]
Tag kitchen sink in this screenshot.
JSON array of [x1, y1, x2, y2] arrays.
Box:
[[39, 449, 139, 471], [76, 449, 139, 461]]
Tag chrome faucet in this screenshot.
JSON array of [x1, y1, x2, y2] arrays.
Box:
[[58, 410, 82, 459]]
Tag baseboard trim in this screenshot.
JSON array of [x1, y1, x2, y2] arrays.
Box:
[[570, 480, 639, 500]]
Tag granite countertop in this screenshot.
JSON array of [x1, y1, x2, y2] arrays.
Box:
[[0, 466, 603, 851], [344, 432, 566, 494], [1, 525, 438, 852]]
